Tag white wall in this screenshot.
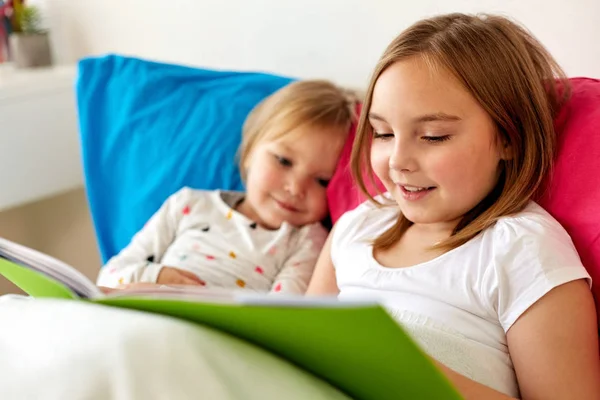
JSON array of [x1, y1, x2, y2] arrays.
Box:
[[42, 0, 600, 89], [0, 66, 80, 211]]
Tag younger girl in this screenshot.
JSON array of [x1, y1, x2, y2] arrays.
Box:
[[308, 13, 600, 399], [98, 80, 356, 294]]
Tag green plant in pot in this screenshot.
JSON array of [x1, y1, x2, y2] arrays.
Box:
[[10, 3, 52, 68]]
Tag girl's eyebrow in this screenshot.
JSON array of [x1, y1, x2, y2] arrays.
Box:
[[275, 143, 294, 154], [368, 112, 387, 122], [368, 112, 461, 123], [414, 113, 462, 123]]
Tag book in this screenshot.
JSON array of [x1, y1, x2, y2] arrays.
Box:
[[0, 236, 462, 400]]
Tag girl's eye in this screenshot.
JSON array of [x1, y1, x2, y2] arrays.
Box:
[[316, 178, 330, 188], [275, 155, 292, 167], [422, 135, 451, 143], [373, 132, 394, 141]]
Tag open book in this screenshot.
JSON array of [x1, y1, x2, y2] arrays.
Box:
[[0, 236, 462, 400]]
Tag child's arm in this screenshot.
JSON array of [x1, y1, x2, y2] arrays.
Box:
[[96, 188, 198, 288], [268, 225, 328, 295], [505, 279, 600, 400], [433, 280, 599, 400], [305, 228, 339, 296]]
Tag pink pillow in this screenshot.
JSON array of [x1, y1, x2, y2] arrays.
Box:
[[326, 106, 384, 223], [327, 126, 364, 223], [327, 78, 600, 323], [536, 78, 600, 322]]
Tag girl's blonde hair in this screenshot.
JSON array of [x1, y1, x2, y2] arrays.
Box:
[[351, 13, 570, 251], [239, 80, 358, 179]]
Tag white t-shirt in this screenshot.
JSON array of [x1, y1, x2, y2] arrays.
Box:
[[331, 197, 591, 397], [97, 188, 327, 294]]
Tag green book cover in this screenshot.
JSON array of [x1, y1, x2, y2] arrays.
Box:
[[0, 241, 463, 400]]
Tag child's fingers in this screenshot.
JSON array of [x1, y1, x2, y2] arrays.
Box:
[[156, 267, 204, 285], [175, 276, 204, 285], [175, 274, 205, 285], [175, 269, 206, 285]]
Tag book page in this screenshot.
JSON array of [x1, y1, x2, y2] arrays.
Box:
[[0, 237, 102, 298]]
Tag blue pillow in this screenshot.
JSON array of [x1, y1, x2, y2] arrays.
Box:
[[76, 54, 294, 263]]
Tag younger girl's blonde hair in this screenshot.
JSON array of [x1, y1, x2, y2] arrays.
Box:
[[239, 80, 358, 179], [351, 13, 570, 251]]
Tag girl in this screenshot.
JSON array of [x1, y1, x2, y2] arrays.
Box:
[[308, 13, 600, 399], [97, 80, 356, 295]]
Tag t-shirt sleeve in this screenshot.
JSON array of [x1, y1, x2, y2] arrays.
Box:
[[97, 187, 206, 287], [331, 195, 397, 269], [330, 208, 359, 269], [486, 211, 592, 332]]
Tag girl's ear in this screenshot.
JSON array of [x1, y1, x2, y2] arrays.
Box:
[[497, 134, 514, 161], [500, 142, 514, 161], [500, 141, 514, 161]]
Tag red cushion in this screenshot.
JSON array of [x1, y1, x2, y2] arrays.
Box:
[[326, 105, 385, 223], [327, 126, 364, 223], [327, 78, 600, 324], [536, 78, 600, 322]]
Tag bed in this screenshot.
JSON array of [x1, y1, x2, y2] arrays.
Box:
[[0, 56, 598, 399]]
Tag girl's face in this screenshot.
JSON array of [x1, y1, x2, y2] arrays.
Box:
[[241, 124, 346, 229], [369, 57, 509, 231]]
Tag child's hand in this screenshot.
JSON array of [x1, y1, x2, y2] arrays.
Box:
[[157, 266, 206, 286], [99, 286, 116, 294]]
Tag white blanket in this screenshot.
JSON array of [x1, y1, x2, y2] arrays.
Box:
[[0, 297, 350, 400]]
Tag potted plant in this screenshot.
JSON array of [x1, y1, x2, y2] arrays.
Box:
[[0, 1, 11, 62], [9, 0, 52, 68]]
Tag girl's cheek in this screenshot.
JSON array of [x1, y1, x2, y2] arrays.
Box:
[[371, 145, 391, 182]]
